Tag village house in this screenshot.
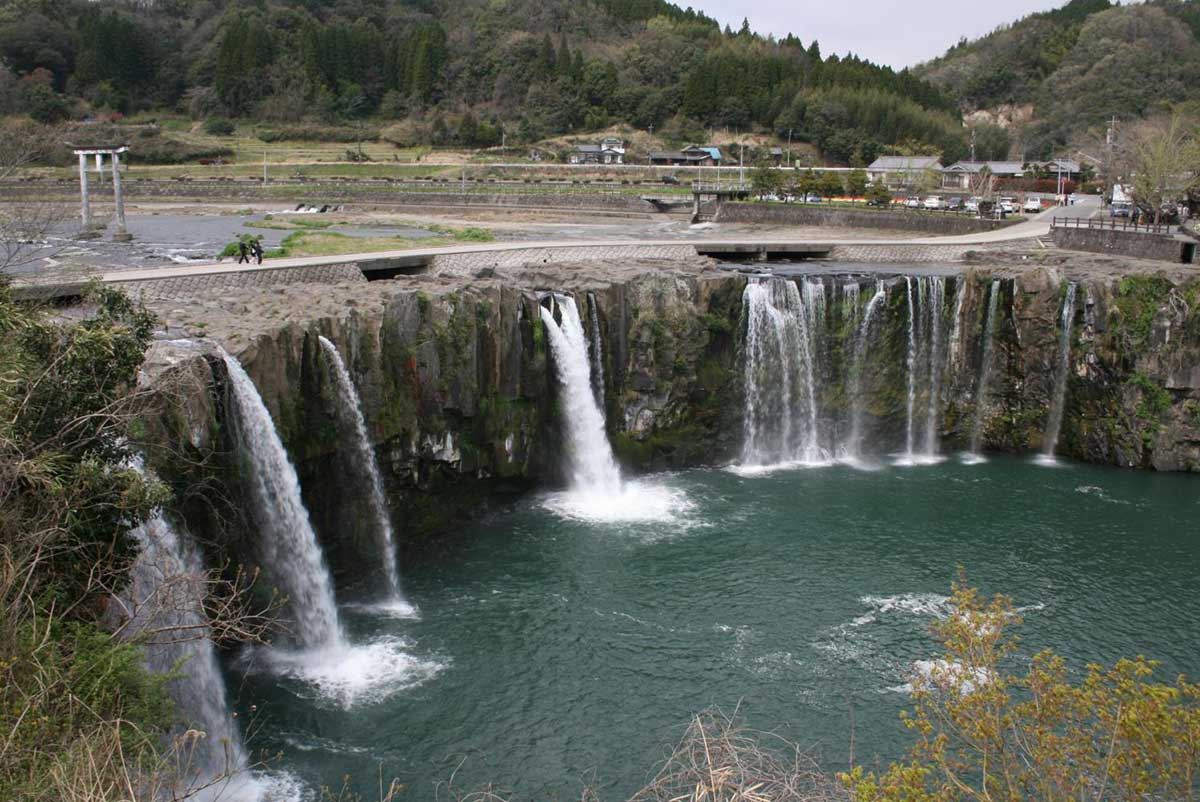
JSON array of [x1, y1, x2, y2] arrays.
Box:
[[866, 156, 943, 188], [940, 159, 1083, 190], [940, 160, 1027, 190], [649, 145, 723, 167], [568, 137, 626, 165]]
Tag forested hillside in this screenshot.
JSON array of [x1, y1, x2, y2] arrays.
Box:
[[915, 0, 1200, 157], [0, 0, 968, 164]]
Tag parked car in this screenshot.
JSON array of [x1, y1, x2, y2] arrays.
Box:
[[1023, 197, 1043, 213], [999, 197, 1018, 214], [964, 197, 981, 213], [905, 197, 922, 209], [947, 197, 964, 211], [1110, 201, 1133, 218], [866, 195, 891, 207], [805, 193, 823, 204]]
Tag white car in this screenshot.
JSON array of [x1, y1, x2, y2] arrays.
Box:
[[905, 197, 922, 209], [964, 198, 981, 213], [1023, 197, 1043, 213], [923, 196, 945, 210], [999, 197, 1017, 214]]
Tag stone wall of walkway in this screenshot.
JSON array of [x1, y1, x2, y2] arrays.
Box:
[[111, 263, 366, 298], [717, 202, 1014, 235], [1053, 228, 1192, 263]]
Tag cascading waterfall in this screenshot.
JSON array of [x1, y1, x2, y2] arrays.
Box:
[[1042, 282, 1078, 458], [969, 280, 1003, 456], [740, 278, 823, 467], [540, 295, 623, 493], [586, 292, 606, 408], [902, 277, 919, 460], [844, 281, 887, 461], [922, 276, 946, 457], [947, 276, 967, 372], [123, 497, 249, 790], [317, 336, 404, 605], [222, 351, 343, 649]]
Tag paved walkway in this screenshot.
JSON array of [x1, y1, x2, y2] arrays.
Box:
[[43, 198, 1101, 288]]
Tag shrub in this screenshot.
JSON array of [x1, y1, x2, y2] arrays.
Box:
[[842, 574, 1200, 802], [203, 118, 235, 136]]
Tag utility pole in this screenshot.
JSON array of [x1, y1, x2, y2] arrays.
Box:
[[739, 143, 744, 186], [787, 128, 793, 168], [263, 150, 268, 184], [970, 127, 976, 162]]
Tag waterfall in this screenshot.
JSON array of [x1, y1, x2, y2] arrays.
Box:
[[902, 277, 918, 460], [318, 336, 404, 604], [969, 280, 1003, 456], [222, 351, 343, 649], [947, 276, 967, 371], [123, 503, 249, 790], [1042, 282, 1078, 458], [540, 295, 623, 493], [586, 292, 606, 408], [740, 277, 824, 467], [922, 276, 946, 457], [844, 281, 887, 461]]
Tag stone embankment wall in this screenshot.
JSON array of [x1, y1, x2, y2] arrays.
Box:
[[716, 201, 1015, 235], [1053, 227, 1195, 263], [137, 258, 1200, 589], [5, 178, 663, 214]]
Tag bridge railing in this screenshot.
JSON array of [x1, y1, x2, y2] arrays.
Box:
[[692, 182, 752, 193], [1051, 216, 1177, 235]]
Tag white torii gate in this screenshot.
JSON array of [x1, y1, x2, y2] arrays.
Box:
[[71, 145, 131, 240]]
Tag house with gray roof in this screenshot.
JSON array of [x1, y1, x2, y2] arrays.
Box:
[[941, 160, 1027, 189], [866, 156, 943, 187], [568, 137, 626, 165]]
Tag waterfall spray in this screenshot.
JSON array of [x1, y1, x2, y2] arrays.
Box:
[[922, 276, 945, 457], [844, 281, 887, 461], [968, 280, 1003, 457], [1042, 282, 1078, 459], [902, 277, 918, 461], [222, 351, 342, 649], [539, 293, 688, 521], [540, 295, 623, 493], [318, 336, 406, 607], [741, 278, 824, 467], [586, 292, 606, 408], [124, 502, 249, 788]]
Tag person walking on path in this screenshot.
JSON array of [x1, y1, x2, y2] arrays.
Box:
[[251, 240, 264, 264], [237, 241, 250, 264]]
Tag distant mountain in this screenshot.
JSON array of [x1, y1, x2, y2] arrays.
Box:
[[914, 0, 1200, 157], [0, 0, 972, 165], [5, 0, 1197, 164]]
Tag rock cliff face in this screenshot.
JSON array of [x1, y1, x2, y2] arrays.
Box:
[[136, 254, 1200, 593]]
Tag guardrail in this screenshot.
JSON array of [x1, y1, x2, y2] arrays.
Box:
[[692, 182, 752, 193], [1051, 216, 1177, 235]]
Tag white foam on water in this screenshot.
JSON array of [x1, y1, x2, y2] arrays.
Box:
[[540, 479, 694, 525], [192, 770, 305, 802], [1033, 453, 1066, 468], [249, 637, 445, 710], [836, 454, 886, 473], [1075, 485, 1130, 505], [959, 451, 988, 466], [727, 457, 836, 477], [860, 593, 953, 618], [891, 453, 947, 468], [344, 599, 422, 620]]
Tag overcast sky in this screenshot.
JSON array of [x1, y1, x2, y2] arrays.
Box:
[[683, 0, 1078, 68]]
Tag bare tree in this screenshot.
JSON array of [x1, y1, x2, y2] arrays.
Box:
[[0, 120, 70, 278], [1127, 112, 1200, 224]]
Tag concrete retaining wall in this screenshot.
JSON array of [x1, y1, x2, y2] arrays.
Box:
[[716, 202, 1014, 235], [110, 263, 366, 299], [6, 179, 661, 214], [1052, 228, 1194, 263]]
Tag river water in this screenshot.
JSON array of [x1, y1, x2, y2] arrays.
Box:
[[238, 457, 1199, 800]]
